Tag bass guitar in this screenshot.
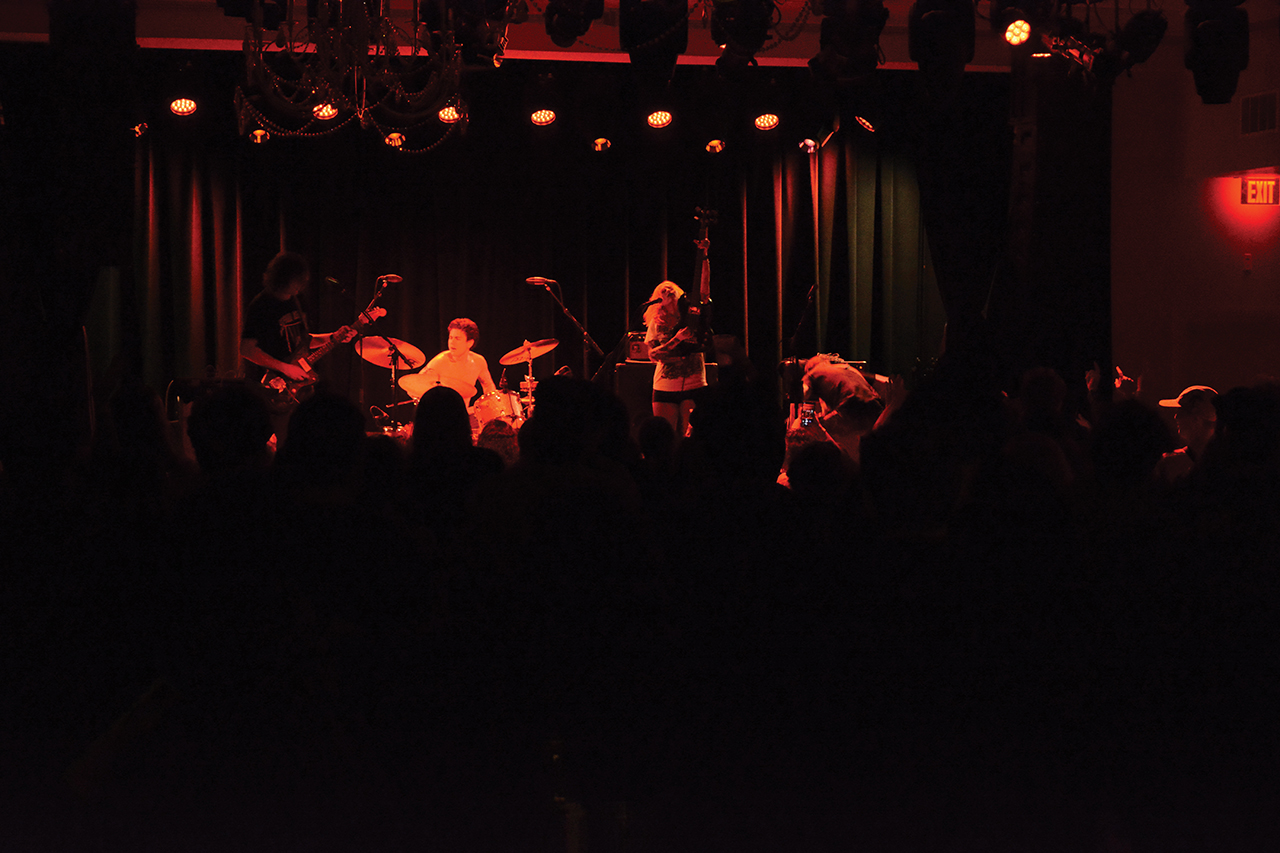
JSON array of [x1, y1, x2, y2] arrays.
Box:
[[259, 300, 386, 413], [676, 206, 716, 358]]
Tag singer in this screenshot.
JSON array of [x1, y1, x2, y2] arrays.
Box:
[[643, 281, 707, 438]]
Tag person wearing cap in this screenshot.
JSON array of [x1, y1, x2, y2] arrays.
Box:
[[1154, 385, 1218, 483]]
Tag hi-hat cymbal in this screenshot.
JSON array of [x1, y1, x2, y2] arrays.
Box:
[[355, 336, 426, 369], [499, 338, 559, 366]]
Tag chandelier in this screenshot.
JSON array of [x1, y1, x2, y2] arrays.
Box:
[[232, 1, 525, 150]]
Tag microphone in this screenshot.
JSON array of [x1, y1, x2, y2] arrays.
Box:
[[526, 276, 557, 285], [640, 297, 662, 308], [378, 274, 403, 283]]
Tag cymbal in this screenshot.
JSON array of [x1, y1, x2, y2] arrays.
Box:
[[398, 372, 437, 400], [499, 338, 559, 366], [355, 336, 426, 369]]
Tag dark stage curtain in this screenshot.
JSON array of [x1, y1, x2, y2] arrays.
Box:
[[80, 56, 1010, 417]]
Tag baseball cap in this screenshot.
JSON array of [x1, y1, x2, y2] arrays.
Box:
[[1158, 385, 1218, 420]]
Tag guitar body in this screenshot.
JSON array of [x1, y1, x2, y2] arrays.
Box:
[[256, 302, 386, 416], [258, 346, 322, 414]]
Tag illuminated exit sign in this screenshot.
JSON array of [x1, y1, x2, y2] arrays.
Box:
[[1241, 177, 1279, 205]]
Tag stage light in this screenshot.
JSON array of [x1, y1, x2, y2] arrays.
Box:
[[385, 132, 405, 147], [592, 137, 612, 151], [251, 128, 270, 143], [544, 0, 604, 48], [706, 139, 726, 153], [133, 123, 148, 137], [526, 73, 562, 131], [754, 113, 780, 131], [1184, 1, 1249, 104], [908, 0, 975, 100], [808, 0, 889, 83], [647, 110, 673, 128], [621, 0, 689, 83], [711, 0, 776, 79], [1005, 18, 1031, 45], [1117, 9, 1167, 66], [438, 104, 462, 124], [855, 115, 876, 133], [312, 102, 339, 120], [800, 138, 818, 154], [170, 98, 197, 116]]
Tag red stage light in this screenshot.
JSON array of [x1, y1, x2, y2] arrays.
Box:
[[169, 98, 196, 116], [312, 103, 339, 120], [706, 139, 726, 153], [438, 105, 462, 124], [531, 109, 556, 126], [754, 113, 779, 131], [251, 129, 270, 144], [592, 137, 612, 152], [385, 132, 405, 148], [1005, 19, 1031, 46], [647, 111, 672, 129], [856, 115, 876, 133]]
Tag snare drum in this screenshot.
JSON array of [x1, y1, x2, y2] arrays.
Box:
[[472, 390, 524, 428]]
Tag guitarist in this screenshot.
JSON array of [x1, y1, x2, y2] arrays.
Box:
[[240, 251, 359, 440], [642, 212, 715, 439]]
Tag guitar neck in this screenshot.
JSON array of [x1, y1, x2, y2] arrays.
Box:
[[298, 306, 378, 369]]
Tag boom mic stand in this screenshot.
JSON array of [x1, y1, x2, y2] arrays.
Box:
[[529, 277, 603, 379]]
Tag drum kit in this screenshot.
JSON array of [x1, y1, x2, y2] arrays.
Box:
[[355, 333, 560, 438]]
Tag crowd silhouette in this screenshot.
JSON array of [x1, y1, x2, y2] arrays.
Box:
[[2, 345, 1278, 852]]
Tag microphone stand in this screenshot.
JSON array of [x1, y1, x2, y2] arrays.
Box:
[[532, 280, 604, 376], [382, 337, 415, 427]]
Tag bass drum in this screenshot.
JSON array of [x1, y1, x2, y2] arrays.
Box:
[[472, 390, 524, 431]]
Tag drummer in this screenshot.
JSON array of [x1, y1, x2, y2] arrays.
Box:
[[415, 318, 496, 405]]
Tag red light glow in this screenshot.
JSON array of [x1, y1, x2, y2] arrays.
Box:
[[592, 137, 611, 152], [438, 105, 462, 124], [531, 109, 556, 126], [856, 115, 876, 133], [1204, 176, 1280, 246], [251, 129, 269, 144], [169, 98, 197, 116], [647, 111, 672, 129], [706, 139, 726, 153], [313, 103, 339, 120]]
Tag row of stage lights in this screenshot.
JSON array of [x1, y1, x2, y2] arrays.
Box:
[[150, 94, 871, 154]]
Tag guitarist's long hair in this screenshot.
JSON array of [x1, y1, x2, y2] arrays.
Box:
[[264, 251, 310, 295]]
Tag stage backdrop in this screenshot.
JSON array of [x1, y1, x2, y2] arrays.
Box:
[[77, 51, 1011, 411]]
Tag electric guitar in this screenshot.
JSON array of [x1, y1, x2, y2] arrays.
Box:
[[258, 300, 386, 413]]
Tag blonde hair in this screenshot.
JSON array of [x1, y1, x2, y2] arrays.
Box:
[[643, 280, 684, 329]]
